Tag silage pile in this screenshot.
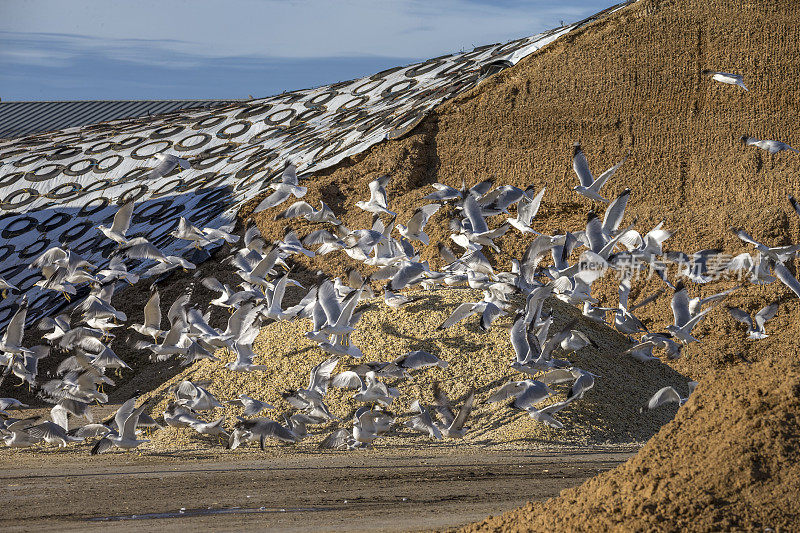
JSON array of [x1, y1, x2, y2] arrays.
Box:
[[143, 289, 685, 451], [464, 354, 800, 532]]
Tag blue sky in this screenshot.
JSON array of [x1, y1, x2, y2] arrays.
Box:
[[0, 0, 616, 101]]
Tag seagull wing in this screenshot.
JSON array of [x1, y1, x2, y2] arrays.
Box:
[[773, 261, 800, 299], [463, 194, 489, 234], [602, 188, 631, 235], [143, 290, 161, 329], [754, 302, 778, 330], [589, 155, 626, 193], [280, 164, 299, 185], [3, 299, 28, 347], [308, 356, 339, 395], [318, 280, 342, 326], [438, 302, 480, 329], [91, 437, 115, 455], [122, 241, 167, 263], [480, 302, 504, 331], [572, 143, 594, 187], [450, 388, 475, 431], [275, 201, 313, 220], [671, 285, 691, 327], [642, 386, 682, 411], [113, 397, 137, 435], [727, 307, 753, 329], [486, 382, 527, 403], [516, 187, 545, 225], [406, 204, 440, 235], [732, 228, 763, 249], [27, 421, 69, 441], [111, 201, 135, 235], [331, 370, 364, 389], [253, 189, 291, 213], [371, 175, 392, 208]]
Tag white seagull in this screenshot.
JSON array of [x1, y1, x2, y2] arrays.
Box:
[[702, 70, 747, 90], [571, 142, 627, 203]]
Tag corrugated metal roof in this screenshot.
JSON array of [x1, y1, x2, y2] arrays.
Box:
[[0, 99, 240, 139]]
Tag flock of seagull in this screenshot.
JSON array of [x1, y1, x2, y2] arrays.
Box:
[[0, 69, 797, 453]]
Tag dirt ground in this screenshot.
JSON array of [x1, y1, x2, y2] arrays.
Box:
[[0, 446, 631, 532]]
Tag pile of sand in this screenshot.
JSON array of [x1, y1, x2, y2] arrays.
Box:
[[142, 289, 686, 451], [464, 353, 800, 531]]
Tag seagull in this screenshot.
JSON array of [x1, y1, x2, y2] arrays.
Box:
[[96, 256, 139, 285], [507, 187, 545, 234], [486, 380, 553, 411], [163, 402, 200, 427], [396, 204, 440, 244], [0, 298, 32, 356], [331, 370, 400, 406], [640, 382, 698, 412], [688, 287, 738, 316], [225, 308, 268, 372], [566, 368, 597, 400], [171, 218, 239, 249], [173, 380, 223, 411], [665, 282, 717, 344], [393, 350, 448, 372], [227, 394, 275, 416], [97, 201, 135, 245], [189, 416, 228, 437], [356, 175, 396, 216], [275, 200, 341, 225], [405, 400, 443, 440], [702, 70, 747, 90], [378, 289, 415, 309], [527, 397, 577, 429], [148, 153, 191, 179], [229, 418, 299, 449], [1, 418, 40, 448], [0, 398, 27, 412], [90, 397, 150, 454], [431, 384, 474, 438], [571, 142, 626, 203], [130, 289, 163, 342], [351, 407, 394, 446], [731, 227, 800, 263], [26, 421, 81, 447], [423, 182, 462, 202], [724, 252, 775, 285], [741, 136, 798, 154], [252, 163, 308, 213], [119, 238, 196, 277], [728, 302, 778, 340], [7, 345, 49, 386], [282, 356, 338, 420]]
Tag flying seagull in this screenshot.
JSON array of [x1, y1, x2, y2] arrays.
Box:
[[702, 70, 747, 90], [571, 142, 627, 203], [252, 163, 308, 213], [91, 397, 150, 454], [356, 175, 396, 216], [97, 201, 135, 245], [727, 302, 778, 339], [741, 136, 798, 154], [148, 153, 191, 180], [640, 382, 698, 412]]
